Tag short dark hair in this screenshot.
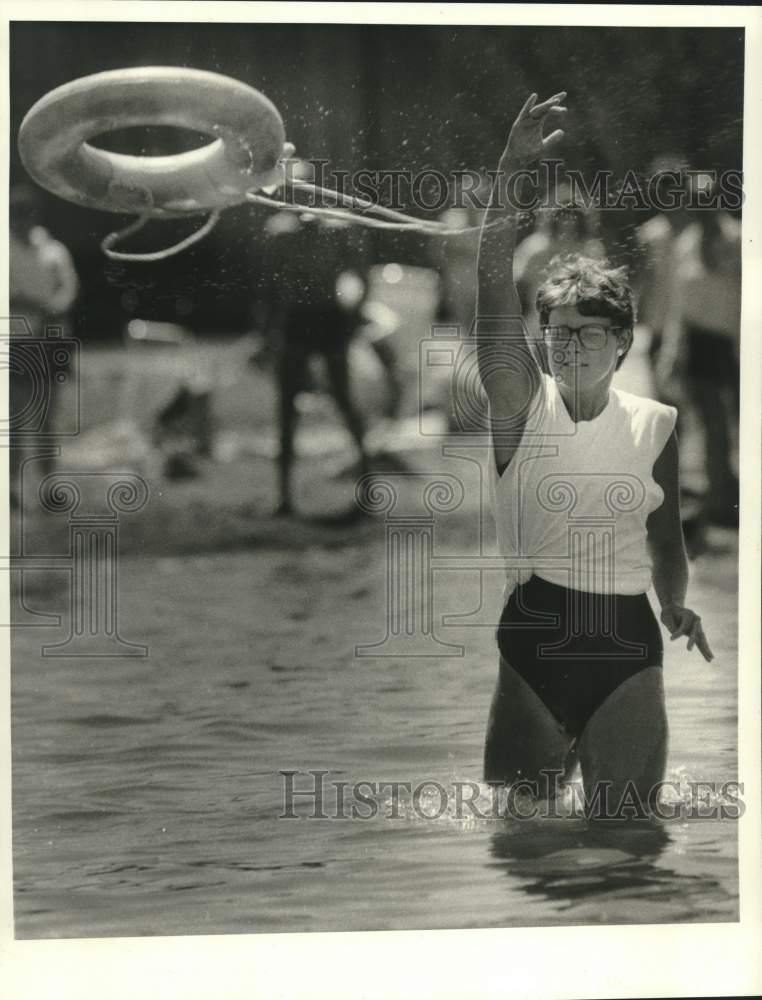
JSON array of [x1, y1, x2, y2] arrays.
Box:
[[536, 254, 635, 370]]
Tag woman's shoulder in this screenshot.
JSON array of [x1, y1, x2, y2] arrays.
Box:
[[610, 388, 677, 449], [611, 386, 677, 421]]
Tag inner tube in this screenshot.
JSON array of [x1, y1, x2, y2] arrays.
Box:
[[18, 66, 287, 217]]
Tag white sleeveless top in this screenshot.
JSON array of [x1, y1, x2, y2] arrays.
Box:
[[488, 375, 677, 602]]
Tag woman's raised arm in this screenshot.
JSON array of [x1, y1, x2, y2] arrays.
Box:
[[475, 92, 566, 418]]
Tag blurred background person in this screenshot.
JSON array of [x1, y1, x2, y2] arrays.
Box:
[[430, 176, 488, 432], [350, 277, 404, 429], [432, 175, 491, 336], [632, 156, 694, 400], [259, 185, 370, 517], [657, 205, 741, 526], [8, 183, 79, 508]]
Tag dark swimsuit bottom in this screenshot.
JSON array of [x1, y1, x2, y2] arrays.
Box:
[[496, 576, 663, 740]]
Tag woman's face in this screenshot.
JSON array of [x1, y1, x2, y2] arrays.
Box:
[[544, 304, 627, 393]]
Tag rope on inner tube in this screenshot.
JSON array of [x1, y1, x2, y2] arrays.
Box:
[[246, 184, 514, 236], [101, 210, 221, 262]]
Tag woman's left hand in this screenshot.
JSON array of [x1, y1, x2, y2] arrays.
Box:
[[661, 604, 714, 662]]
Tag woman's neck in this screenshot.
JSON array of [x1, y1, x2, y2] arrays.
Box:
[[556, 380, 611, 423]]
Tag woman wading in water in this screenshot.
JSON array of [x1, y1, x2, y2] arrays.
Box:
[[475, 92, 713, 815]]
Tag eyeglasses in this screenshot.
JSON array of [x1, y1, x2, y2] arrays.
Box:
[[541, 324, 622, 350]]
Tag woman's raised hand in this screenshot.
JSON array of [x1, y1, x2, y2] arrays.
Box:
[[661, 604, 714, 662], [503, 92, 567, 167]]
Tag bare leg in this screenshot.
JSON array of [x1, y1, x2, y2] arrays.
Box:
[[484, 654, 574, 789], [578, 666, 668, 817], [323, 348, 369, 474], [366, 337, 403, 420], [276, 347, 308, 516]]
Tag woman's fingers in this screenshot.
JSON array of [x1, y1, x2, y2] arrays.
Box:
[[669, 614, 693, 640], [694, 623, 714, 662], [517, 92, 538, 120], [542, 129, 565, 149], [662, 606, 713, 661], [685, 619, 714, 661], [529, 91, 567, 116], [687, 625, 695, 650]]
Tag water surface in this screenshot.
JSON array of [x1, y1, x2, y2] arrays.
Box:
[[12, 532, 738, 937]]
